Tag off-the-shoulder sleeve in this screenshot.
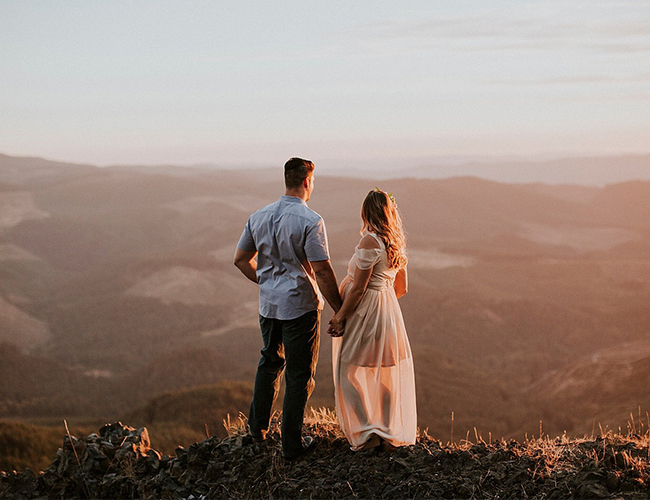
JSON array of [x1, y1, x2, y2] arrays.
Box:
[[354, 247, 382, 270]]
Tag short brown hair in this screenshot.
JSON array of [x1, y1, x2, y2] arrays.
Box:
[[284, 157, 314, 189]]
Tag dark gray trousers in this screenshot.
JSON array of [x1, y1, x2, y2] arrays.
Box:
[[248, 310, 320, 457]]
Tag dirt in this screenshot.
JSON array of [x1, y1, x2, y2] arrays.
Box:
[[2, 416, 650, 499]]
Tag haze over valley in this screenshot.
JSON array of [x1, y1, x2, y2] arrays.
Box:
[[1, 152, 650, 452]]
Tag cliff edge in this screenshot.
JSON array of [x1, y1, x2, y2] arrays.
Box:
[[1, 410, 650, 499]]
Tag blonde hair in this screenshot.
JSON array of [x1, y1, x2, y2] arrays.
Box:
[[361, 189, 408, 270]]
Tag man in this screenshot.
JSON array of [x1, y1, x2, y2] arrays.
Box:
[[234, 157, 342, 460]]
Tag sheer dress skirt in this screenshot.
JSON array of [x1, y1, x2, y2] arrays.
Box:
[[332, 275, 417, 449]]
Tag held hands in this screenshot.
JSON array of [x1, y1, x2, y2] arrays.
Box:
[[327, 314, 345, 337]]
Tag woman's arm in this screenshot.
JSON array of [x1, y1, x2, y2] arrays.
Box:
[[394, 266, 408, 299], [328, 234, 379, 336], [328, 266, 372, 335]]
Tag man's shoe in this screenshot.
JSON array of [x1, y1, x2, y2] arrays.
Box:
[[250, 429, 267, 443], [283, 436, 315, 461]]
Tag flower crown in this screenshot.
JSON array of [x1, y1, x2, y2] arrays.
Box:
[[374, 186, 396, 204]]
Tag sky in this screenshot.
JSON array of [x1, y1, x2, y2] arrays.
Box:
[[1, 1, 649, 170]]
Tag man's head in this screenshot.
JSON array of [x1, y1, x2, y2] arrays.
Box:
[[284, 157, 315, 200]]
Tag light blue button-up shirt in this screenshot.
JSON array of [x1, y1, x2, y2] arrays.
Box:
[[237, 195, 330, 320]]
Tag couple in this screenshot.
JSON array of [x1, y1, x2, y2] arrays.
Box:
[[234, 157, 416, 460]]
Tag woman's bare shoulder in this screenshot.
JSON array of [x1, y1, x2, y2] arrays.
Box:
[[358, 233, 381, 249]]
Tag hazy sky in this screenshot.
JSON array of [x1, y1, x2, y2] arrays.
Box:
[[1, 1, 649, 168]]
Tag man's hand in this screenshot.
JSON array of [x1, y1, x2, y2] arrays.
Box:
[[233, 248, 258, 283], [327, 314, 345, 337]]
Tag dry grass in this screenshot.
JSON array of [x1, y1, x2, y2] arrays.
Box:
[[222, 412, 249, 437], [416, 410, 650, 489], [215, 408, 650, 498], [223, 407, 344, 440], [5, 408, 650, 499]]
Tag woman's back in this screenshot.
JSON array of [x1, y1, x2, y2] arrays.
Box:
[[345, 231, 398, 290]]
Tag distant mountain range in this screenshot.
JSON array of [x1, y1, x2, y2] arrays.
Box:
[[2, 151, 649, 186], [1, 152, 650, 443], [321, 153, 650, 186]]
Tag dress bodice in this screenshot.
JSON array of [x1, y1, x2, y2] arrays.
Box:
[[346, 231, 397, 291]]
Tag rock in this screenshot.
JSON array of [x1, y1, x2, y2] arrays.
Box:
[[619, 479, 638, 492], [606, 471, 620, 491], [575, 481, 610, 498], [4, 422, 650, 499]]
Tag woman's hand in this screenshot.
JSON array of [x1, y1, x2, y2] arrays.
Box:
[[328, 314, 345, 337]]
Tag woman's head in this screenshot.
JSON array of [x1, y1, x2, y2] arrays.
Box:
[[361, 189, 407, 270]]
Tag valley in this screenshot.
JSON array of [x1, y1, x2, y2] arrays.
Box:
[[1, 152, 649, 464]]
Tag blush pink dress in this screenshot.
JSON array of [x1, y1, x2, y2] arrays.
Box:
[[332, 231, 417, 450]]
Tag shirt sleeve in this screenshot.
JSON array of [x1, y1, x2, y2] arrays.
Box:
[[305, 217, 330, 262], [354, 247, 382, 270], [236, 220, 257, 252]]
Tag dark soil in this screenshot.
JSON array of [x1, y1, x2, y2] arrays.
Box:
[[2, 416, 650, 499]]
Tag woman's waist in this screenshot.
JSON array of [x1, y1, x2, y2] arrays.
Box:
[[345, 274, 395, 291]]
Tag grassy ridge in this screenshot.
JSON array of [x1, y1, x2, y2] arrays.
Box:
[[3, 408, 650, 498], [0, 381, 253, 471], [0, 421, 94, 472]]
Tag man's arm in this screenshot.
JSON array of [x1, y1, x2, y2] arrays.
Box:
[[310, 259, 342, 313], [234, 248, 258, 283]]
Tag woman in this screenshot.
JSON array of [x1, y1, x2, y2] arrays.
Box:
[[328, 189, 416, 452]]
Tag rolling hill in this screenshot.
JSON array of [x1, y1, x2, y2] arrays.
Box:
[[1, 152, 649, 449]]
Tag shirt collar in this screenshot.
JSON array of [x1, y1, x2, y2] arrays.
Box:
[[281, 195, 308, 206]]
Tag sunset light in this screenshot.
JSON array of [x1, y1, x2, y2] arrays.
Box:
[[1, 1, 650, 498]]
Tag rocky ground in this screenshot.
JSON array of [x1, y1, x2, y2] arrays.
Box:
[[1, 410, 650, 499]]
